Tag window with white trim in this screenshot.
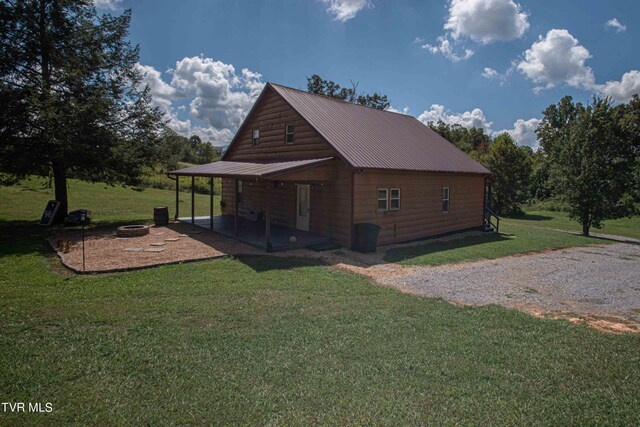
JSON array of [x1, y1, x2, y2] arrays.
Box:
[[390, 188, 400, 211], [442, 187, 450, 213], [252, 129, 260, 146], [377, 188, 388, 211], [285, 124, 295, 144]]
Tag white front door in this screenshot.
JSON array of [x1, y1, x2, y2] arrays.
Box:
[[296, 184, 310, 231]]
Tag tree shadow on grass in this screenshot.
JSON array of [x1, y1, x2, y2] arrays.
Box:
[[383, 233, 512, 264], [504, 213, 554, 221], [233, 254, 326, 273]]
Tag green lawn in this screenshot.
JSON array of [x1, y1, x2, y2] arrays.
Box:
[[1, 180, 640, 424], [0, 176, 220, 227], [507, 209, 640, 240], [2, 242, 640, 425], [384, 221, 610, 266]]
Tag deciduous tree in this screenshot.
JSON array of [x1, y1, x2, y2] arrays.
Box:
[[306, 74, 390, 110], [550, 97, 637, 235], [481, 133, 532, 215]]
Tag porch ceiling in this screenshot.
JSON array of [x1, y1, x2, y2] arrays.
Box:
[[169, 157, 334, 179]]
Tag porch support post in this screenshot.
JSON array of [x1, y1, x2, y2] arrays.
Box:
[[234, 179, 239, 237], [191, 176, 195, 224], [209, 177, 214, 230], [175, 175, 179, 220], [265, 180, 272, 252]]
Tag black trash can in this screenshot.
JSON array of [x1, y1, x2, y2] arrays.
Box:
[[353, 223, 381, 253], [154, 206, 169, 226]]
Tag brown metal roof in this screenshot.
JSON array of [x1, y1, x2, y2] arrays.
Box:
[[169, 158, 333, 178], [269, 83, 491, 175]]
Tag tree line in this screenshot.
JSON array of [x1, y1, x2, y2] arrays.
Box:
[[158, 131, 220, 169], [429, 95, 640, 236]]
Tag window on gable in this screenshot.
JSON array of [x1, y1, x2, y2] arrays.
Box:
[[285, 124, 295, 144], [377, 188, 388, 211], [390, 188, 400, 211], [442, 187, 450, 213], [252, 129, 260, 146]]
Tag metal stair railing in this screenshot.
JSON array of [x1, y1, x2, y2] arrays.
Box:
[[484, 207, 500, 233]]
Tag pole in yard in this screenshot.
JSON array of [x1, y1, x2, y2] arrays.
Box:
[[81, 212, 86, 272], [191, 176, 195, 224], [209, 177, 214, 230], [175, 175, 179, 221], [265, 180, 272, 252], [234, 178, 239, 237]]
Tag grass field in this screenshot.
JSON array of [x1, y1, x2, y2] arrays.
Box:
[[384, 221, 611, 266], [1, 179, 640, 425], [0, 176, 220, 227], [384, 210, 640, 266], [507, 209, 640, 240], [140, 162, 223, 194]]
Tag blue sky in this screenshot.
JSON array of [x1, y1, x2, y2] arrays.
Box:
[[96, 0, 640, 148]]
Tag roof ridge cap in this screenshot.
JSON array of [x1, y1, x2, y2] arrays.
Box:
[[268, 82, 411, 117]]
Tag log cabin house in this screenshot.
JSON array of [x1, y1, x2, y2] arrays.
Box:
[[169, 83, 493, 252]]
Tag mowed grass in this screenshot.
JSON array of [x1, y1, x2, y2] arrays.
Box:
[[0, 176, 220, 226], [384, 221, 610, 266], [1, 245, 640, 425], [1, 179, 640, 424], [507, 209, 640, 240]]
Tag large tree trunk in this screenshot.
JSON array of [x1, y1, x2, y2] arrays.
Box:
[[582, 221, 590, 236], [52, 161, 68, 223]]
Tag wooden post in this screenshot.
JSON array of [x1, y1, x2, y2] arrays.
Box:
[[265, 180, 272, 252], [209, 177, 214, 230], [234, 179, 239, 237], [175, 175, 179, 220], [191, 176, 195, 224]]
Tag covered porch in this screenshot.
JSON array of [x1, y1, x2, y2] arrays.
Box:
[[178, 215, 331, 252], [169, 158, 338, 252]]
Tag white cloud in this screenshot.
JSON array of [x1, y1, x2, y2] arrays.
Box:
[[417, 104, 492, 131], [605, 18, 626, 33], [416, 103, 541, 148], [597, 70, 640, 102], [445, 0, 529, 44], [93, 0, 123, 10], [387, 106, 410, 115], [516, 28, 639, 101], [137, 57, 264, 145], [481, 64, 515, 85], [170, 56, 264, 130], [422, 36, 474, 62], [321, 0, 372, 22], [136, 64, 181, 113], [423, 0, 528, 62], [494, 118, 541, 148], [517, 29, 595, 92], [482, 67, 499, 79]]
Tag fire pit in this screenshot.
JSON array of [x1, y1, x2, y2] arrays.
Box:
[[116, 225, 150, 238]]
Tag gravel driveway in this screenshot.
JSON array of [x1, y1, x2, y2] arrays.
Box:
[[379, 243, 640, 328]]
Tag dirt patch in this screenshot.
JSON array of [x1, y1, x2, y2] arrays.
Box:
[[518, 305, 640, 334]]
